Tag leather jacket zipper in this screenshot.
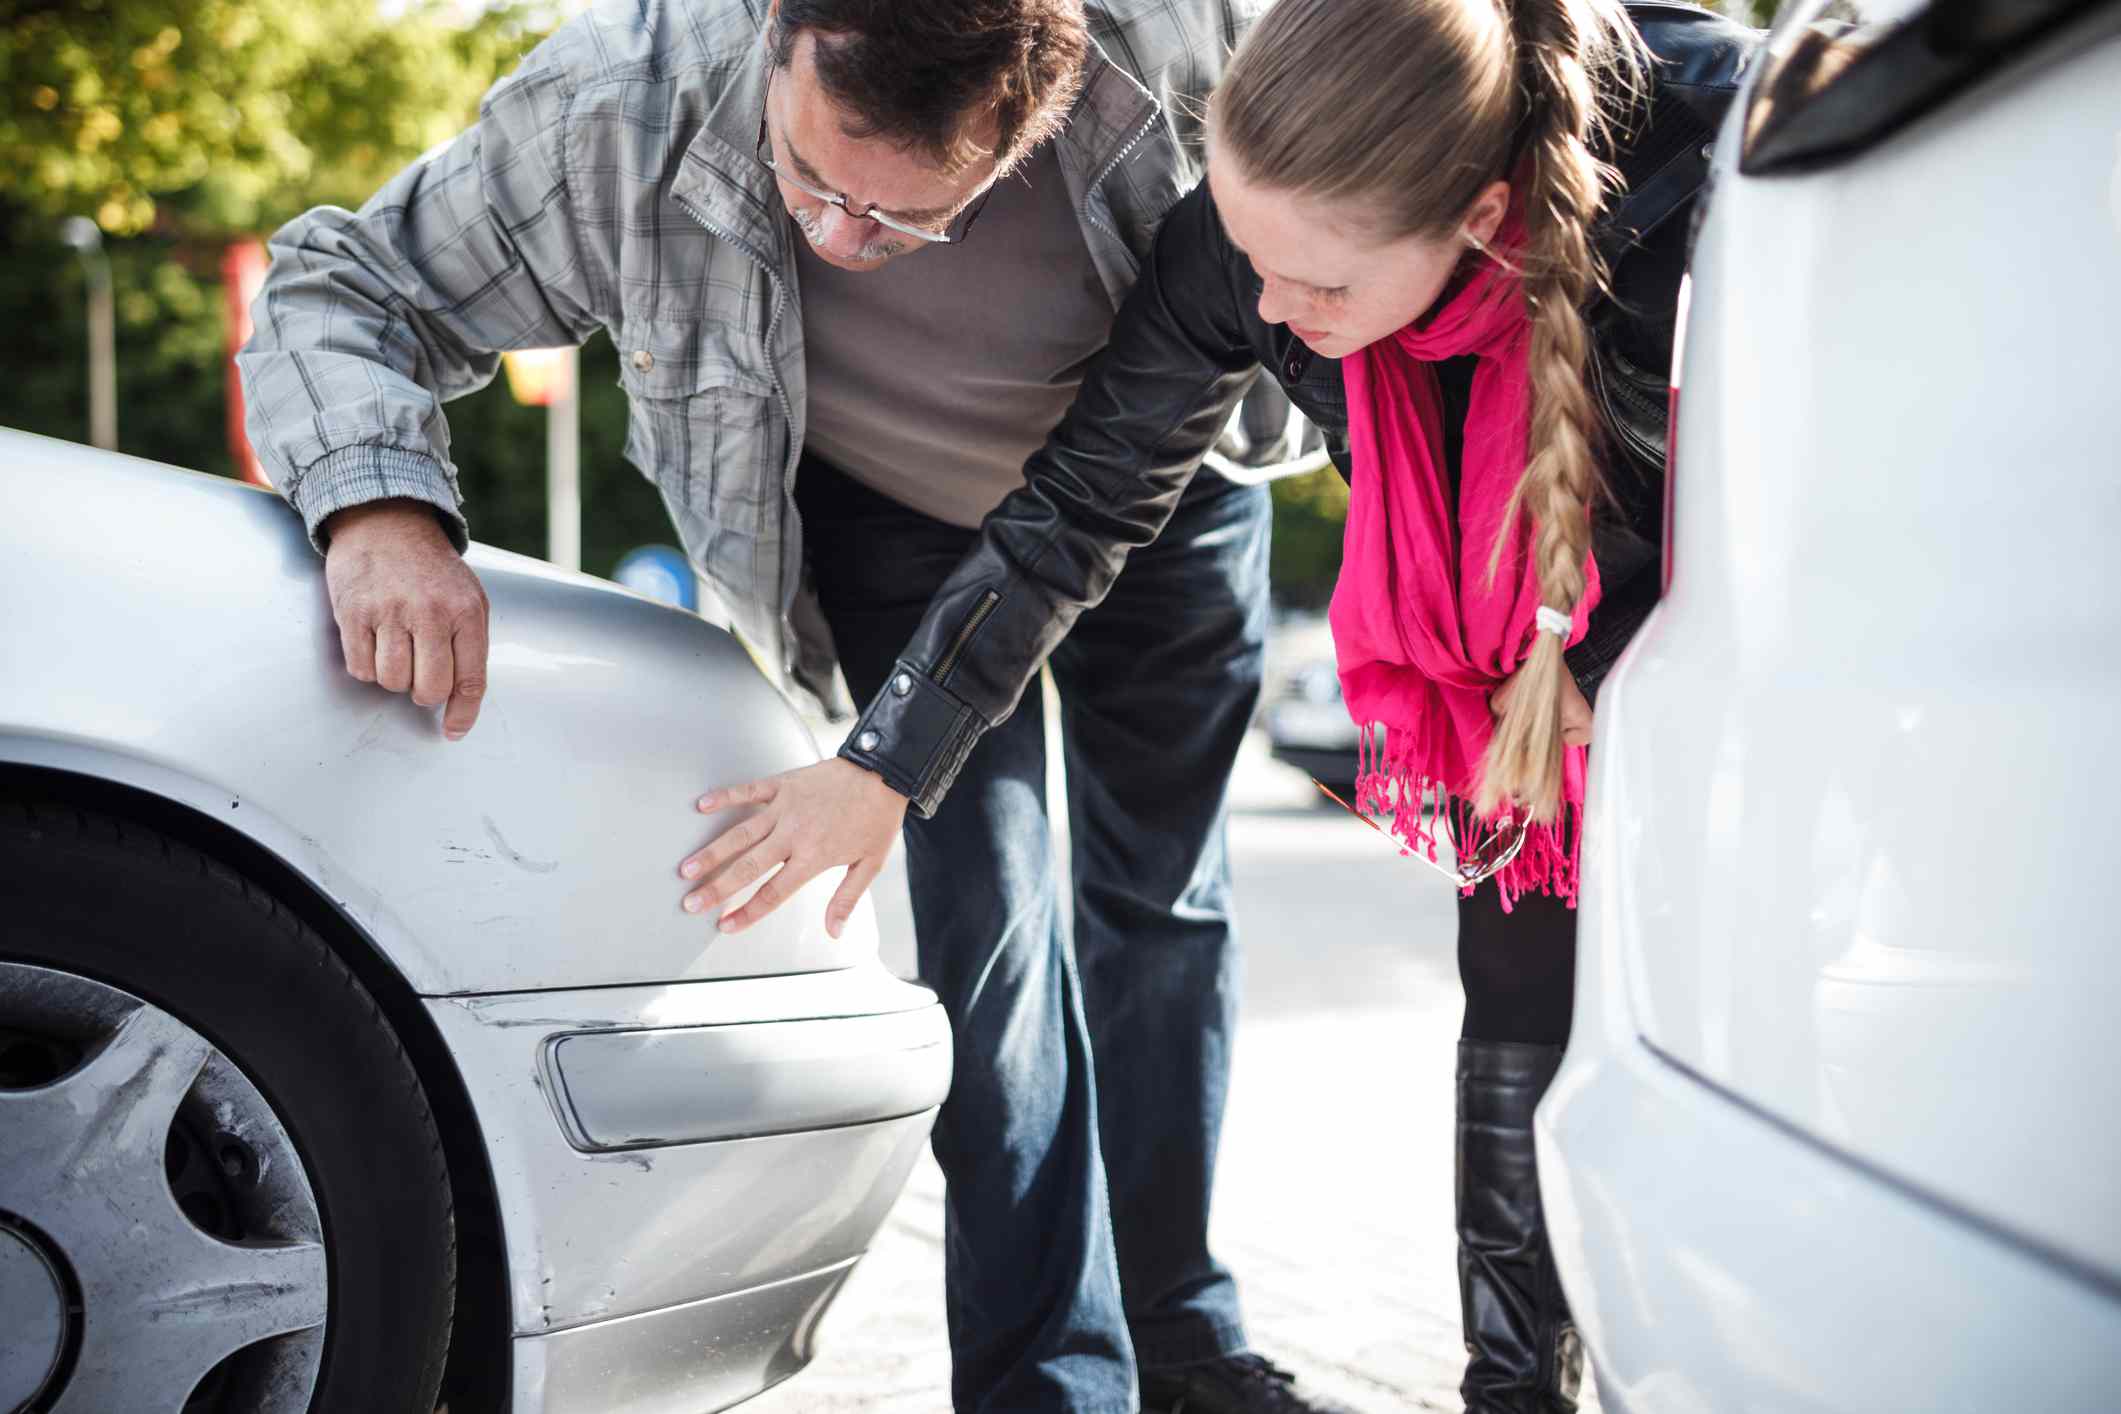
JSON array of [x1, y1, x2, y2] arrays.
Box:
[[932, 590, 1001, 686], [1079, 109, 1159, 258]]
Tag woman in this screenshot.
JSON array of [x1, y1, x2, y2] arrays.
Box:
[[688, 1, 1755, 1407], [1204, 2, 1663, 1404]]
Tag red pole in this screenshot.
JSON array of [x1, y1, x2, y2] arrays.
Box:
[[222, 240, 270, 487]]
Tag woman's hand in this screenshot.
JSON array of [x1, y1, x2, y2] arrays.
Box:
[[678, 758, 909, 938], [1490, 663, 1594, 747]]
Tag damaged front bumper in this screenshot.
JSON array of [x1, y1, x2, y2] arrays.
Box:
[[424, 963, 950, 1413]]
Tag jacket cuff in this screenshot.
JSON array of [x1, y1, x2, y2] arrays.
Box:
[[1568, 571, 1661, 707], [291, 446, 469, 555], [837, 660, 986, 819]]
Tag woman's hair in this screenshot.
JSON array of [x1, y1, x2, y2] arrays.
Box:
[[1213, 0, 1647, 822]]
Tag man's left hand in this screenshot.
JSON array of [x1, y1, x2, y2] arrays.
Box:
[[678, 758, 909, 938]]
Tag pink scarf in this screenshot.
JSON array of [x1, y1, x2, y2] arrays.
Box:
[[1328, 213, 1599, 908]]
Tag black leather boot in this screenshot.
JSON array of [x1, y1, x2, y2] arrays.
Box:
[[1456, 1039, 1582, 1414]]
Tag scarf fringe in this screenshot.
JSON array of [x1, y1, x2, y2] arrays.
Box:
[[1355, 725, 1581, 911]]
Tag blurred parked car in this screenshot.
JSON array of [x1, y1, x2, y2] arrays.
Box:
[[1264, 656, 1364, 798], [1538, 1, 2121, 1407], [0, 431, 950, 1414], [1262, 612, 1382, 803]]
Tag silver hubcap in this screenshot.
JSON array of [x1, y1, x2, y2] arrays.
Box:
[[0, 1218, 69, 1411], [0, 963, 328, 1414]]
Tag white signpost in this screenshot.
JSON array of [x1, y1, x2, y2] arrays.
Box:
[[502, 345, 582, 572]]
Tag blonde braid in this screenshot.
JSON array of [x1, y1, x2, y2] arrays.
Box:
[[1475, 0, 1642, 822], [1211, 0, 1645, 822]]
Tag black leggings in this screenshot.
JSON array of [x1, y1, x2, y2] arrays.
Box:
[[1457, 884, 1577, 1046]]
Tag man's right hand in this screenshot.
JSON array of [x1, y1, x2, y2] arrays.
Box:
[[322, 500, 490, 739]]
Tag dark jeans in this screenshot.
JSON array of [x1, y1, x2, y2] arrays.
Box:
[[799, 453, 1272, 1413]]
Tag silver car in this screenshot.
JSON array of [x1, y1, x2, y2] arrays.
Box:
[[1260, 616, 1363, 798], [0, 430, 951, 1414]]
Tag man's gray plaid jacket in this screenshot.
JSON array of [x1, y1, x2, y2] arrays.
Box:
[[237, 0, 1265, 703]]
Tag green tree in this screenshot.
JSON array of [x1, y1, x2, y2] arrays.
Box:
[[1715, 0, 1794, 27], [1, 0, 543, 237], [1268, 463, 1352, 611], [1, 0, 678, 574]]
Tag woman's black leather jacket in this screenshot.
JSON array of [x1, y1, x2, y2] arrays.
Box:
[[843, 1, 1760, 816]]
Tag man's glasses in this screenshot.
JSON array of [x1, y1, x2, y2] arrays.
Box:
[[756, 85, 996, 246], [1311, 778, 1528, 890]]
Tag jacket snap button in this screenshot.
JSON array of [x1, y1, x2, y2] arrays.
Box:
[[892, 673, 913, 697], [857, 730, 880, 752], [1285, 355, 1305, 381], [631, 349, 655, 373]]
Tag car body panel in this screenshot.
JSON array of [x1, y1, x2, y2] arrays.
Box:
[[425, 968, 943, 1335], [548, 1008, 950, 1149], [0, 433, 874, 995], [1, 432, 952, 1410], [1586, 9, 2121, 1287], [510, 1259, 854, 1414], [1538, 908, 2121, 1412]]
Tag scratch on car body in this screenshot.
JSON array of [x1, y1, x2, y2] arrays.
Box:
[[481, 815, 558, 874]]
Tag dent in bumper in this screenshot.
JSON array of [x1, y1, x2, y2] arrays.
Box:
[[510, 1258, 856, 1414], [425, 965, 945, 1337]]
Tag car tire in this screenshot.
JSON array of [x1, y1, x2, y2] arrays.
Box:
[[0, 799, 455, 1414]]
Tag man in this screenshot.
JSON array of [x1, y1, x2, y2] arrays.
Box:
[[239, 3, 1351, 1411]]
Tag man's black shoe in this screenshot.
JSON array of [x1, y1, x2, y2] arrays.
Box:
[[1139, 1352, 1363, 1414]]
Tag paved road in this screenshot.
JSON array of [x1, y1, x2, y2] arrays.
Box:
[[750, 712, 1594, 1413]]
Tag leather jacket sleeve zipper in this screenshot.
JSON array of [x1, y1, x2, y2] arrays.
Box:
[[1078, 110, 1160, 257], [932, 590, 1001, 686]]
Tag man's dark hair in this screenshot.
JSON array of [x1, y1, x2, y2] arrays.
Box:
[[768, 0, 1090, 172]]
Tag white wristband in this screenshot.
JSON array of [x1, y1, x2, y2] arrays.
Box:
[[1535, 606, 1574, 638]]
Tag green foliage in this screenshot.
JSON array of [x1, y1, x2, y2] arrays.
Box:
[[1712, 0, 1794, 26], [3, 236, 224, 466], [3, 226, 673, 574], [1267, 463, 1351, 611], [1, 0, 670, 576], [441, 336, 693, 578], [0, 0, 1345, 595], [1, 0, 542, 239]]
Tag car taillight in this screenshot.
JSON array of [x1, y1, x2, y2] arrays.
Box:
[[1661, 272, 1691, 595]]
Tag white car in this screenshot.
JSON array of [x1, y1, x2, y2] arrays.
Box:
[[1260, 616, 1364, 795], [0, 432, 950, 1414], [1539, 0, 2121, 1407]]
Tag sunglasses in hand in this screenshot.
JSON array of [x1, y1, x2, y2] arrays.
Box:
[[1311, 778, 1528, 890]]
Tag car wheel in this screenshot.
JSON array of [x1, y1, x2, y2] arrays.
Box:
[[0, 801, 455, 1414]]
